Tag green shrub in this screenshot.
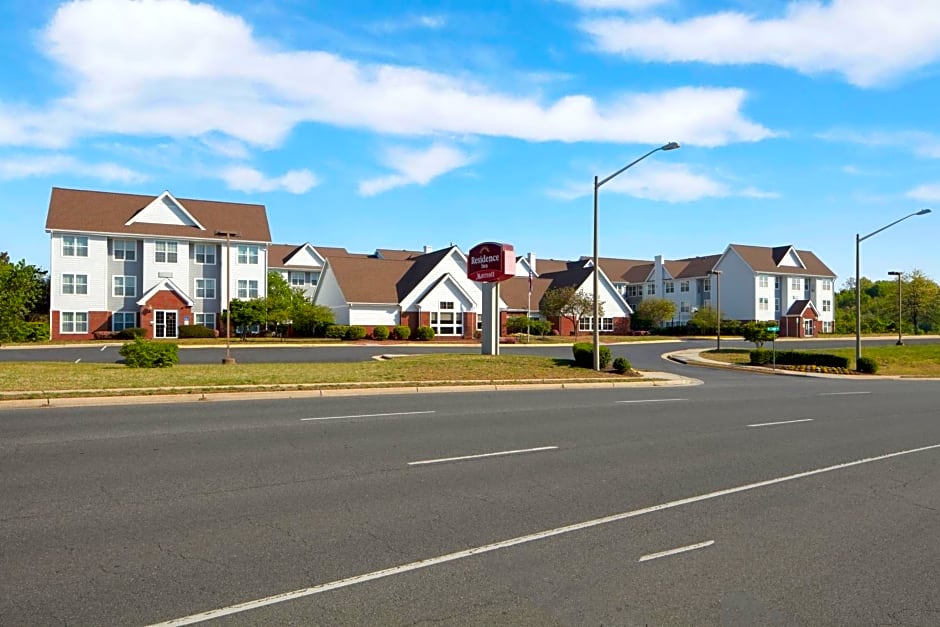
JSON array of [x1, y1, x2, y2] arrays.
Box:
[[178, 324, 215, 338], [119, 338, 179, 368], [372, 326, 389, 340], [750, 349, 773, 365], [344, 325, 367, 341], [414, 326, 435, 341], [505, 316, 552, 336], [612, 356, 631, 374], [856, 356, 879, 374], [572, 342, 610, 369], [324, 324, 349, 339], [17, 322, 49, 342], [750, 349, 849, 368], [392, 325, 411, 340], [116, 327, 147, 340]]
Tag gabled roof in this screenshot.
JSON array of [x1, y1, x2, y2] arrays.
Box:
[[664, 254, 721, 279], [45, 187, 271, 242], [375, 248, 424, 260], [784, 299, 819, 317], [314, 246, 369, 259], [268, 243, 326, 269], [410, 273, 476, 309], [320, 247, 459, 305], [136, 279, 194, 307], [728, 244, 835, 277], [395, 247, 455, 301], [536, 258, 582, 274], [500, 276, 553, 310], [594, 257, 654, 283]]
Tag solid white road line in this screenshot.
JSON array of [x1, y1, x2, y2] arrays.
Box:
[[301, 411, 436, 422], [147, 441, 940, 627], [408, 446, 559, 466], [747, 418, 814, 428], [819, 391, 871, 396], [639, 540, 714, 562], [616, 398, 687, 404]]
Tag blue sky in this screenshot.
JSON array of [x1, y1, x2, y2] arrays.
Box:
[[2, 0, 939, 285]]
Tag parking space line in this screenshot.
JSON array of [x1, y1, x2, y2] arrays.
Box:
[[639, 540, 714, 562], [408, 446, 558, 466], [748, 418, 814, 428], [819, 391, 871, 396], [616, 398, 687, 404], [301, 411, 435, 422]]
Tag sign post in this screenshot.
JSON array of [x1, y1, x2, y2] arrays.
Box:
[[767, 325, 780, 371], [468, 242, 516, 356]]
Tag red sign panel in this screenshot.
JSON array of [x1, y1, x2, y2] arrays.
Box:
[[468, 242, 516, 283]]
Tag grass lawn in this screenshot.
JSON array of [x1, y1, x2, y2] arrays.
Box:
[[0, 354, 641, 399], [704, 344, 940, 376]]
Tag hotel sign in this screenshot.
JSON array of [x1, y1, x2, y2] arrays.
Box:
[[467, 242, 516, 283]]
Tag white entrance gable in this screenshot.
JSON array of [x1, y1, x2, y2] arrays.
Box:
[[136, 278, 194, 307], [125, 191, 206, 230], [413, 274, 477, 311], [287, 244, 327, 267]]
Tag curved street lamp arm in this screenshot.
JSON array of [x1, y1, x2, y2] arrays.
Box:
[[597, 142, 679, 188], [858, 210, 928, 242]]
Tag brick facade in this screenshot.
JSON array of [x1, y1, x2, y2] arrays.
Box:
[[50, 310, 111, 341], [139, 290, 193, 339]]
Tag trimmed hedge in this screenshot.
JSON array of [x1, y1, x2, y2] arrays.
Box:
[[119, 338, 179, 368], [856, 356, 879, 374], [324, 324, 349, 339], [178, 324, 215, 338], [392, 325, 411, 340], [505, 316, 552, 336], [345, 325, 367, 341], [613, 356, 631, 374], [414, 326, 435, 341], [750, 349, 849, 368], [116, 327, 147, 340], [372, 326, 389, 340], [572, 342, 611, 369]]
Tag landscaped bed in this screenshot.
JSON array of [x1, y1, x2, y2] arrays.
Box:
[[703, 344, 940, 377]]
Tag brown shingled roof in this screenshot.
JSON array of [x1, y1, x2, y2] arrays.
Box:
[[325, 257, 414, 303], [500, 276, 553, 310], [594, 257, 654, 282], [375, 248, 424, 260], [729, 244, 835, 277], [268, 244, 303, 266], [664, 254, 721, 279], [45, 187, 271, 242]]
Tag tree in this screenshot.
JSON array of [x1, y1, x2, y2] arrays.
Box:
[[903, 269, 940, 334], [741, 321, 773, 348], [226, 299, 266, 339], [688, 305, 718, 335], [0, 256, 47, 344], [265, 271, 293, 335], [291, 301, 334, 337], [539, 286, 599, 337], [633, 298, 677, 329]]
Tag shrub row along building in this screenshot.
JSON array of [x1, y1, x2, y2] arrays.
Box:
[[45, 188, 837, 341]]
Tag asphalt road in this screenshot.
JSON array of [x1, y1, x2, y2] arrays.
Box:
[[2, 369, 939, 625]]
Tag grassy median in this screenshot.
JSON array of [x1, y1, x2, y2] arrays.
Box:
[[704, 344, 940, 376], [0, 354, 641, 399]]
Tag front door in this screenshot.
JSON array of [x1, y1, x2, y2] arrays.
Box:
[[803, 318, 814, 337], [155, 310, 178, 339]]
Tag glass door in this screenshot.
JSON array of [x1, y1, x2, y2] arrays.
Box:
[[154, 311, 179, 338]]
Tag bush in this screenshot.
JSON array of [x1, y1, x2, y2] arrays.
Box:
[[372, 326, 389, 340], [750, 349, 773, 365], [612, 356, 631, 374], [15, 322, 49, 342], [505, 316, 552, 336], [414, 326, 435, 341], [856, 356, 879, 374], [178, 324, 215, 339], [116, 327, 147, 340], [119, 337, 179, 368], [392, 325, 411, 340], [750, 349, 849, 368], [324, 324, 349, 339], [572, 342, 611, 369], [344, 325, 367, 341]]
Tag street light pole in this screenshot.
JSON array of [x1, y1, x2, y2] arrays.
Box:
[[854, 209, 930, 368], [215, 230, 240, 365], [708, 269, 722, 351], [593, 142, 680, 371], [888, 271, 903, 345]]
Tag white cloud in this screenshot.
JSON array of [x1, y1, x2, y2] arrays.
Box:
[[359, 143, 472, 196], [0, 154, 146, 183], [220, 166, 319, 194], [417, 15, 446, 29], [906, 184, 940, 201], [820, 129, 940, 159], [0, 0, 771, 151], [549, 162, 777, 202], [565, 0, 669, 11], [579, 0, 940, 87]]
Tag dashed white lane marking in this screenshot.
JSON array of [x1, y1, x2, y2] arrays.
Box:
[[616, 398, 687, 404], [408, 446, 558, 466], [748, 418, 814, 428], [100, 346, 107, 352], [74, 358, 81, 363], [147, 441, 940, 627], [301, 411, 435, 422], [819, 391, 871, 396], [639, 540, 714, 562]]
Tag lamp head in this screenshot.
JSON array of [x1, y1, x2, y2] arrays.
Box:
[[888, 271, 902, 276], [916, 208, 932, 215], [661, 142, 680, 151]]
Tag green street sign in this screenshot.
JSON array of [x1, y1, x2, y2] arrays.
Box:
[[767, 326, 780, 332]]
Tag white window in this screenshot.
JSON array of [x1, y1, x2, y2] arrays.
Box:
[[194, 244, 216, 265], [775, 276, 781, 290], [112, 311, 137, 332], [775, 297, 781, 312], [113, 239, 136, 261], [646, 282, 655, 295], [704, 278, 711, 292], [680, 280, 690, 293], [290, 271, 306, 286], [195, 313, 216, 329], [821, 279, 833, 290], [822, 321, 834, 333], [626, 285, 642, 297], [791, 277, 801, 290], [822, 299, 832, 312], [680, 302, 690, 314], [237, 279, 259, 299], [155, 240, 178, 263], [113, 276, 137, 297], [759, 275, 769, 288], [237, 245, 259, 265], [664, 281, 674, 294], [62, 236, 88, 257], [195, 278, 216, 299], [759, 297, 770, 311], [578, 317, 614, 332], [309, 271, 320, 286], [61, 311, 88, 334], [61, 274, 88, 295]]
